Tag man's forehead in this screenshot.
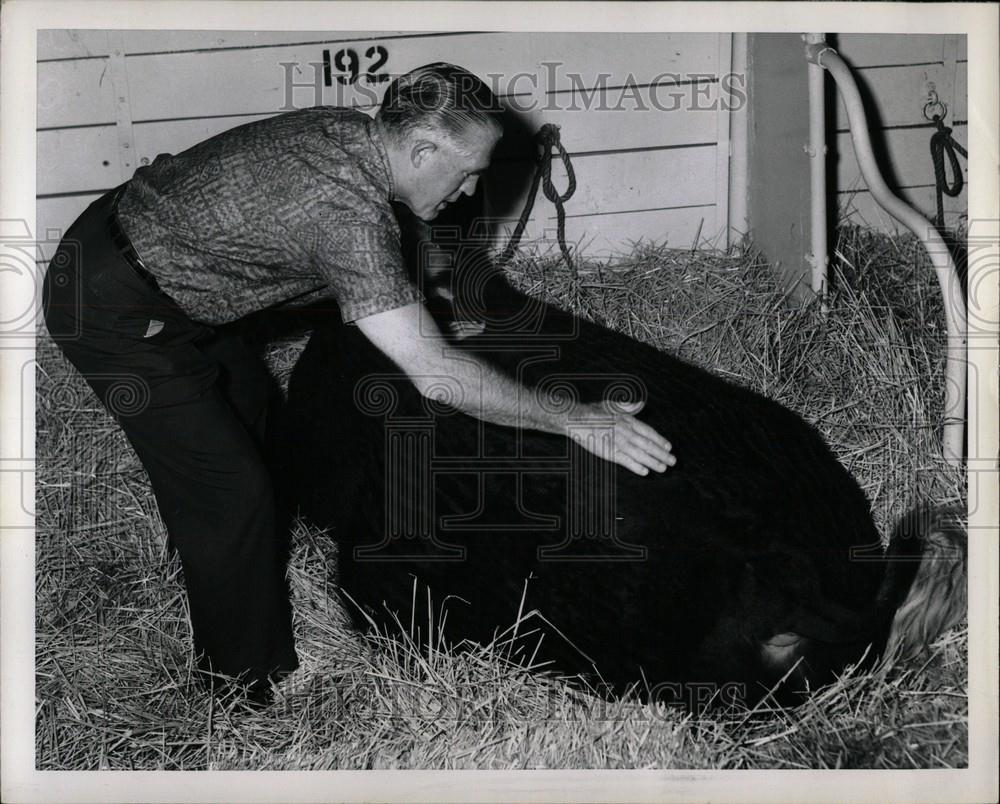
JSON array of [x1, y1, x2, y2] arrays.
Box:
[[457, 122, 501, 148], [463, 152, 494, 175], [448, 127, 500, 169]]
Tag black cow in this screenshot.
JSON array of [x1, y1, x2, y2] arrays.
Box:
[[278, 251, 966, 710]]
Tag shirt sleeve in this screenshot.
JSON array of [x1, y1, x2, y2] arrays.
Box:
[[308, 204, 424, 323]]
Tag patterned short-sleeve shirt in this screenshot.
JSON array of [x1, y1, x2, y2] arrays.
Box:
[[117, 107, 423, 324]]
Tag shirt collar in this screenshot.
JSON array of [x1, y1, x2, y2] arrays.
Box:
[[368, 116, 395, 200]]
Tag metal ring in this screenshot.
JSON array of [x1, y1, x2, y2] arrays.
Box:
[[923, 99, 948, 121]]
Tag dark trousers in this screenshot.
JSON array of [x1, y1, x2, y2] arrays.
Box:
[[42, 188, 298, 689]]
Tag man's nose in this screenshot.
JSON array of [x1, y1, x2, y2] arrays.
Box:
[[461, 175, 479, 196]]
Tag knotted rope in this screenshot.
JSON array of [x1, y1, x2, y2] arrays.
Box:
[[497, 123, 578, 277], [927, 106, 967, 230]]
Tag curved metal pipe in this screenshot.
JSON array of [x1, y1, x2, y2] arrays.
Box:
[[805, 42, 967, 467]]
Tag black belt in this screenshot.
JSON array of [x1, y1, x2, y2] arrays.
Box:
[[107, 187, 159, 287]]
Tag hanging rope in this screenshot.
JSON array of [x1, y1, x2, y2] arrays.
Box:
[[497, 123, 577, 277], [926, 98, 967, 230]]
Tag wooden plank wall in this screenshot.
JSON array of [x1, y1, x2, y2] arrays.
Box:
[[36, 30, 732, 263], [35, 31, 969, 265], [831, 34, 968, 232]]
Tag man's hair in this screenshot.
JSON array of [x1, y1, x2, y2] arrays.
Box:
[[377, 63, 504, 148]]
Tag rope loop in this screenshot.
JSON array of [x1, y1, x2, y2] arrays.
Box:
[[928, 110, 967, 229], [497, 124, 577, 278]]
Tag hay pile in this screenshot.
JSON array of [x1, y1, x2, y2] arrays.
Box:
[[34, 224, 967, 769]]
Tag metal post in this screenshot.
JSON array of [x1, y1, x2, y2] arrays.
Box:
[[805, 33, 829, 303]]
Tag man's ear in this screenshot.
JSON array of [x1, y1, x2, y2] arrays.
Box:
[[409, 139, 438, 169]]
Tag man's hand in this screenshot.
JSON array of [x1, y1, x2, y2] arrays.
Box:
[[566, 398, 676, 476]]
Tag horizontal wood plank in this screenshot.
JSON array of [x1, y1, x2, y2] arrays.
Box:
[[566, 203, 721, 254], [524, 81, 723, 151], [834, 123, 968, 192], [37, 58, 117, 128], [834, 62, 968, 129], [836, 33, 967, 67], [488, 144, 717, 220], [498, 203, 719, 259], [37, 126, 120, 195], [37, 30, 438, 60], [125, 29, 434, 55], [560, 145, 718, 212], [835, 34, 946, 68], [521, 32, 720, 89], [37, 30, 110, 61], [835, 185, 966, 232]]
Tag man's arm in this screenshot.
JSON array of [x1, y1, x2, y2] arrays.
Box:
[[355, 302, 675, 476]]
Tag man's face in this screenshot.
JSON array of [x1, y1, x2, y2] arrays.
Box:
[[407, 123, 501, 221]]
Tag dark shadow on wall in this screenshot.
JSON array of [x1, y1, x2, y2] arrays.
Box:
[[826, 35, 906, 194]]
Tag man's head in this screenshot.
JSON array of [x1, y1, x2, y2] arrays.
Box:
[[377, 63, 504, 221]]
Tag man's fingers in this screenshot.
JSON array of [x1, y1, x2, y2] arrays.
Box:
[[623, 429, 674, 467], [627, 416, 672, 453], [571, 400, 676, 475], [614, 451, 651, 476], [597, 400, 672, 455], [620, 418, 675, 468], [619, 438, 669, 472], [572, 425, 654, 476], [582, 432, 668, 476]]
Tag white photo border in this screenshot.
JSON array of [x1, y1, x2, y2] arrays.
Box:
[[2, 2, 997, 802]]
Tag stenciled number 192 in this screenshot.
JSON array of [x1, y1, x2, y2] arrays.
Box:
[[323, 46, 390, 86]]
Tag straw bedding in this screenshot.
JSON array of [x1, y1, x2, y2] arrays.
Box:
[[34, 225, 967, 769]]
